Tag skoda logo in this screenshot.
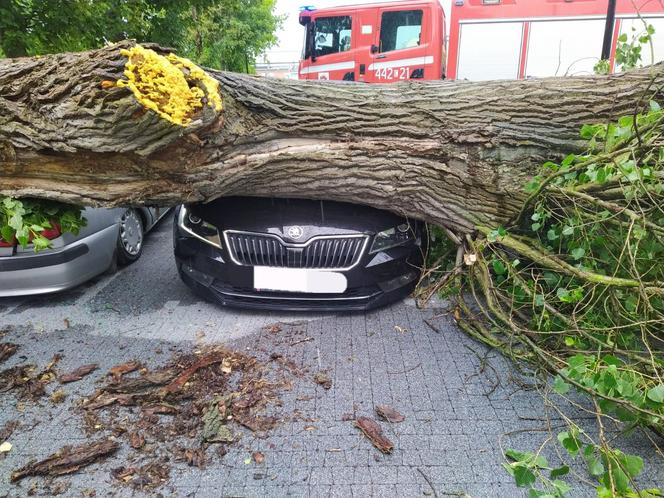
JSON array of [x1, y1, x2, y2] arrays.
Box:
[[287, 226, 304, 240]]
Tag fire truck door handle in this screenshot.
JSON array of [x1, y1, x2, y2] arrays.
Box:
[[376, 54, 387, 59]]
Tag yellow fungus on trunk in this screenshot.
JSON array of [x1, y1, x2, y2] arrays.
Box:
[[115, 45, 222, 126]]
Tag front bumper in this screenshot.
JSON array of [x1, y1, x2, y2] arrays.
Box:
[[174, 227, 423, 312], [0, 224, 118, 297]]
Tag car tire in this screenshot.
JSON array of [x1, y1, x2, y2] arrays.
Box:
[[116, 208, 144, 265]]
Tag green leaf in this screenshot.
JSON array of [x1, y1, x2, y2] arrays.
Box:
[[505, 448, 531, 463], [570, 247, 585, 260], [602, 466, 630, 494], [647, 384, 664, 403], [0, 225, 14, 243], [622, 454, 643, 477], [550, 465, 569, 479], [529, 491, 556, 498], [587, 456, 605, 476], [543, 272, 560, 287], [553, 479, 571, 495], [557, 431, 581, 457], [8, 212, 23, 230], [580, 123, 605, 139], [15, 226, 29, 248], [553, 376, 571, 395], [492, 260, 506, 276], [31, 235, 51, 252], [488, 227, 507, 242], [513, 465, 537, 487], [561, 154, 576, 167], [525, 178, 541, 193], [596, 486, 613, 498], [596, 166, 608, 183]]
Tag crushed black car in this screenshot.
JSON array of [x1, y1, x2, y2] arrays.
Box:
[[173, 197, 424, 311]]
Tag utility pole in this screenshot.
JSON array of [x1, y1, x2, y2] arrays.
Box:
[[601, 0, 618, 60]]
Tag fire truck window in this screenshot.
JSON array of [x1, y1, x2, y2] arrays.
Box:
[[380, 10, 423, 53], [314, 16, 352, 57]]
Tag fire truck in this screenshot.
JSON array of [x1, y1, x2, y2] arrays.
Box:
[[298, 0, 664, 83]]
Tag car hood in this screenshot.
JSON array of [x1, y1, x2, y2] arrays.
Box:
[[190, 197, 406, 243]]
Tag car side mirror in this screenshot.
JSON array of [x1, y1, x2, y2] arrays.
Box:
[[308, 24, 317, 62], [370, 44, 379, 54]]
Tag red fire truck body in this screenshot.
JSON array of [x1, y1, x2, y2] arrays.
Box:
[[298, 0, 664, 83], [448, 0, 664, 80], [298, 0, 446, 82]]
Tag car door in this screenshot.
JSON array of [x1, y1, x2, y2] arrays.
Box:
[[301, 13, 356, 81], [367, 6, 431, 83]]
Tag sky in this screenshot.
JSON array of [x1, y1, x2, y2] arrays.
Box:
[[261, 0, 452, 63]]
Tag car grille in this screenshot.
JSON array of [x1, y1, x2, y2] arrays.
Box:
[[224, 231, 368, 269]]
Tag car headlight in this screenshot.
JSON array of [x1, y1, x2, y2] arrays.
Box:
[[178, 206, 222, 249], [369, 223, 415, 254]]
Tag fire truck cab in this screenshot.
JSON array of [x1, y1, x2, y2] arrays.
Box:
[[298, 0, 446, 82]]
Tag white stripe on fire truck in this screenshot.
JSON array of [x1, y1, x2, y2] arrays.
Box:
[[368, 56, 435, 71], [458, 12, 664, 25], [299, 61, 355, 75]]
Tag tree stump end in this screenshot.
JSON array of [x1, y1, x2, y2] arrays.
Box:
[[114, 45, 222, 127]]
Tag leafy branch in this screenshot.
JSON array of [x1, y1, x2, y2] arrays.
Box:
[[0, 197, 86, 251]]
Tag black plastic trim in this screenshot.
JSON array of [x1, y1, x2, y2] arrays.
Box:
[[0, 244, 89, 271]]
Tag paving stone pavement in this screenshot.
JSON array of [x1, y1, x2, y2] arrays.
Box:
[[0, 214, 662, 497]]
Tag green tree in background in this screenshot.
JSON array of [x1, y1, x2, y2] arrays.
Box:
[[0, 0, 282, 72]]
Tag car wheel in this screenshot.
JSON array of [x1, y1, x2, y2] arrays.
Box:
[[116, 208, 144, 265]]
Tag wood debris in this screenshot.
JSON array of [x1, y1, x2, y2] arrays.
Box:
[[0, 354, 61, 400], [111, 459, 170, 489], [313, 372, 332, 390], [59, 364, 98, 384], [252, 451, 265, 464], [263, 324, 282, 334], [0, 343, 18, 363], [0, 420, 20, 442], [176, 447, 206, 468], [375, 405, 405, 423], [354, 417, 394, 454], [160, 351, 227, 395], [11, 438, 119, 482], [7, 343, 297, 490], [49, 388, 67, 404], [128, 432, 145, 449], [107, 361, 141, 382], [142, 403, 178, 416]]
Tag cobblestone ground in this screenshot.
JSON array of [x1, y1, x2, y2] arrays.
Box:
[[0, 215, 662, 497]]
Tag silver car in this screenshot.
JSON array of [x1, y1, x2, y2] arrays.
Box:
[[0, 207, 168, 297]]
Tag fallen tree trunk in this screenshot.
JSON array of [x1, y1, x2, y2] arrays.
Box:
[[3, 43, 664, 493], [1, 41, 662, 234]]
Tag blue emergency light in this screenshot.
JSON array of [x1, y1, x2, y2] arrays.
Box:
[[299, 5, 316, 11]]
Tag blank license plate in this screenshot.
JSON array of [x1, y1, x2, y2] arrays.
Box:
[[253, 267, 347, 294]]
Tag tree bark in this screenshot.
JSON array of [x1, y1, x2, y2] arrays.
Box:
[[1, 41, 662, 234]]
